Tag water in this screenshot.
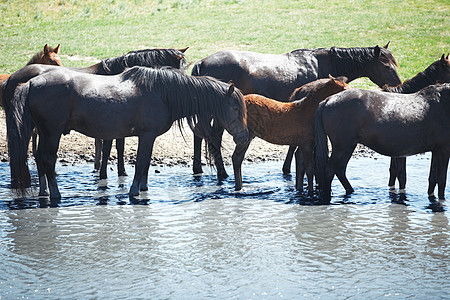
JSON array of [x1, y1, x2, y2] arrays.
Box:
[[0, 153, 449, 299]]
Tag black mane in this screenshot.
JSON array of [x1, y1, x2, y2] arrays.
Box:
[[330, 46, 398, 76], [101, 48, 188, 75], [120, 66, 244, 130]]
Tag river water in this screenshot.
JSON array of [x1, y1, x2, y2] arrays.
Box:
[[0, 153, 449, 299]]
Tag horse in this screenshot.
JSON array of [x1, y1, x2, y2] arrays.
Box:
[[0, 44, 61, 106], [232, 76, 350, 193], [191, 43, 401, 179], [383, 54, 450, 193], [6, 66, 248, 200], [315, 83, 450, 203], [2, 47, 188, 179]]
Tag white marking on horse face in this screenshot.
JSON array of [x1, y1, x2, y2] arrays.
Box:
[[380, 93, 430, 123]]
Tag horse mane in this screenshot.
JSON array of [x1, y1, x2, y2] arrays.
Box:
[[120, 66, 244, 131], [384, 59, 444, 93], [101, 48, 188, 74], [330, 46, 398, 75], [26, 46, 58, 65]]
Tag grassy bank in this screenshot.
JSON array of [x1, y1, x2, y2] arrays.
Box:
[[0, 0, 448, 89]]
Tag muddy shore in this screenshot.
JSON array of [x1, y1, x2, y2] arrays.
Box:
[[0, 110, 374, 171]]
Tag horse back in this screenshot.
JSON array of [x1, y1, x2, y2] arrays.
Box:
[[193, 50, 319, 101]]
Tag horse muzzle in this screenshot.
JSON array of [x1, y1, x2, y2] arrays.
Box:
[[233, 128, 249, 144]]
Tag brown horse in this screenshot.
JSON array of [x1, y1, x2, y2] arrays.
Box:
[[383, 54, 450, 193], [315, 83, 450, 202], [0, 44, 61, 106], [192, 43, 401, 179], [232, 76, 350, 193]]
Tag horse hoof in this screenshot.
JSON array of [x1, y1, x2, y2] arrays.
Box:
[[193, 166, 204, 175], [217, 172, 229, 181]]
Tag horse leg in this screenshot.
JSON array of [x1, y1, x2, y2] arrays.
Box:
[[208, 122, 228, 180], [388, 157, 397, 190], [283, 145, 296, 174], [429, 150, 449, 200], [34, 138, 49, 197], [193, 134, 203, 175], [99, 140, 112, 179], [32, 129, 38, 157], [129, 133, 156, 197], [300, 145, 315, 195], [116, 138, 128, 177], [330, 144, 356, 195], [397, 157, 407, 193], [294, 148, 305, 192], [40, 133, 62, 200], [232, 138, 252, 191], [94, 138, 102, 170]]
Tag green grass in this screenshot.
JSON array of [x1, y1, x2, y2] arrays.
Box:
[[0, 0, 448, 89]]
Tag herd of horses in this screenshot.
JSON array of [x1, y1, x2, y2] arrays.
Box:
[[1, 43, 449, 203]]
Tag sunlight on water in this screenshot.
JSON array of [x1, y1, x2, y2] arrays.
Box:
[[0, 153, 449, 298]]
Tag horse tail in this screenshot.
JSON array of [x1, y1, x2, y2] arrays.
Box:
[[191, 61, 202, 76], [314, 101, 329, 190], [5, 81, 33, 194]]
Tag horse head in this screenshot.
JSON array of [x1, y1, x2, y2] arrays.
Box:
[[437, 53, 450, 83], [221, 82, 248, 145], [365, 42, 402, 88], [41, 44, 62, 66]]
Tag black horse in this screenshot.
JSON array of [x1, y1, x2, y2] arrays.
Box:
[[383, 54, 450, 193], [6, 66, 248, 200], [2, 47, 188, 179], [315, 83, 450, 202], [191, 43, 401, 179]]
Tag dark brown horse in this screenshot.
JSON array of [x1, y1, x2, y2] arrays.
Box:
[[383, 54, 450, 193], [315, 83, 450, 202], [0, 44, 61, 106], [2, 47, 188, 179], [232, 76, 350, 193], [191, 43, 401, 179], [6, 66, 248, 200]]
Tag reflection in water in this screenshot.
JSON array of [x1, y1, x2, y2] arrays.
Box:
[[0, 154, 449, 298]]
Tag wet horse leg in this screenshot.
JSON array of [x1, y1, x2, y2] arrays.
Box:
[[388, 157, 397, 190], [232, 137, 253, 191], [294, 148, 305, 191], [193, 135, 204, 175], [34, 137, 48, 197], [99, 140, 112, 179], [94, 138, 102, 170], [38, 133, 62, 200], [129, 133, 156, 197], [397, 157, 407, 192], [428, 150, 449, 200], [298, 144, 315, 194], [116, 138, 127, 177], [328, 144, 356, 195], [283, 146, 296, 174], [208, 121, 228, 180]]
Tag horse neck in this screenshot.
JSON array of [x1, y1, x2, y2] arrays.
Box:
[[388, 64, 439, 94], [327, 48, 371, 81]]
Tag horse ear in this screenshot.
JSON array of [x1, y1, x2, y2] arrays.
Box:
[[178, 47, 189, 53], [43, 44, 50, 55], [383, 41, 390, 49], [227, 82, 235, 96], [374, 45, 381, 57], [441, 53, 450, 65], [54, 44, 60, 54]]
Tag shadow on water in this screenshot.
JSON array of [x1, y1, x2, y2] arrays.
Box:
[[0, 153, 448, 211]]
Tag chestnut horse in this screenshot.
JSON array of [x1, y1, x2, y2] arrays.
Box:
[[192, 43, 401, 179], [232, 76, 349, 193], [2, 47, 188, 179], [315, 83, 450, 202], [6, 66, 248, 200], [0, 44, 61, 106], [383, 54, 450, 193]]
